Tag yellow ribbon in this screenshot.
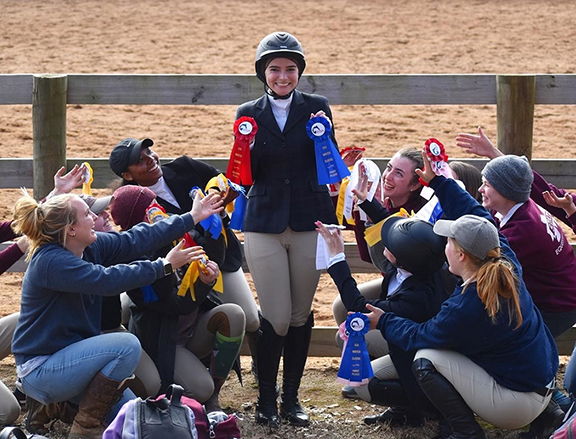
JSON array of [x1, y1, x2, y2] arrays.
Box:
[[335, 177, 351, 226], [364, 208, 412, 247], [177, 259, 224, 300], [82, 162, 93, 195]]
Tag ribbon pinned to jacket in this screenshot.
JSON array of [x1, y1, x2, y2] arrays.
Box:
[[306, 117, 350, 185], [227, 117, 258, 185], [337, 312, 373, 386]]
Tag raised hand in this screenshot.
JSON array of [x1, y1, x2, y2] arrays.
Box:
[[165, 242, 206, 270], [50, 164, 88, 197], [542, 191, 576, 217], [190, 192, 223, 224], [415, 149, 436, 185], [455, 126, 502, 159], [351, 161, 369, 202], [315, 221, 345, 257]]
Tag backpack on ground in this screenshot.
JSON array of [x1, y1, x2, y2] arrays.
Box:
[[157, 391, 241, 439], [103, 384, 197, 439], [550, 403, 576, 439], [0, 427, 48, 439]]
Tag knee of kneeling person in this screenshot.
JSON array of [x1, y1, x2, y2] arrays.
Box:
[[208, 304, 246, 336], [0, 397, 21, 425]]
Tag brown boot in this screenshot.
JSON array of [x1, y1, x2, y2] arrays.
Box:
[[68, 373, 125, 439], [26, 396, 79, 434]]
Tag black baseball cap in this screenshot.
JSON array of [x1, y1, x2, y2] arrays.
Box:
[[109, 138, 154, 177]]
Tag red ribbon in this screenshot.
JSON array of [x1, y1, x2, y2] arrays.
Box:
[[227, 116, 258, 185], [419, 138, 450, 187]]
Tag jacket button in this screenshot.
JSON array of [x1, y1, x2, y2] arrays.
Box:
[[281, 142, 287, 148], [285, 179, 290, 184]]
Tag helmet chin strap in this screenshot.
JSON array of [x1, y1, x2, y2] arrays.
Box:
[[264, 83, 295, 100]]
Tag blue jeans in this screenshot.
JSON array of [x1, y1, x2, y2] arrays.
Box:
[[21, 333, 141, 421]]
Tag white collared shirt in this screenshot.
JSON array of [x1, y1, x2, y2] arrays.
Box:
[[386, 267, 412, 297], [495, 202, 524, 227], [268, 94, 293, 132], [148, 177, 180, 209]]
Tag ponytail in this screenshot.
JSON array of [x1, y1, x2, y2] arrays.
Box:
[[12, 190, 77, 261], [459, 245, 523, 329]]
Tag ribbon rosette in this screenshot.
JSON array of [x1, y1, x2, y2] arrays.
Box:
[[227, 116, 258, 185], [415, 138, 455, 224], [306, 117, 351, 185], [337, 312, 374, 386]]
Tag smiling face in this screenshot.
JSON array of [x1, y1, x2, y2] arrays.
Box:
[[122, 147, 163, 187], [67, 197, 98, 251], [381, 153, 421, 206], [93, 209, 115, 232], [264, 57, 299, 97], [478, 177, 511, 214]]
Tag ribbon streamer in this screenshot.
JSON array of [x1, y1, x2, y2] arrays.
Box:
[[337, 312, 373, 386], [227, 116, 258, 185], [189, 186, 223, 239], [82, 162, 93, 195], [306, 117, 350, 185]]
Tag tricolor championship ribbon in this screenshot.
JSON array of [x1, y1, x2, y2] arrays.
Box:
[[337, 312, 373, 386], [306, 117, 350, 185], [227, 117, 258, 185]]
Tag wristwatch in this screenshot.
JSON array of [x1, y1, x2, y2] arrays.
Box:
[[161, 258, 173, 277]]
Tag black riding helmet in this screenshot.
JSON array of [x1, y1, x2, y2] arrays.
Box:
[[255, 31, 306, 95], [381, 216, 447, 279]]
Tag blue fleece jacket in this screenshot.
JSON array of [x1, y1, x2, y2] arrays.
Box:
[[378, 176, 558, 392], [12, 213, 195, 365]]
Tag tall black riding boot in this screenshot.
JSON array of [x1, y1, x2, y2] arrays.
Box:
[[413, 358, 485, 439], [255, 318, 285, 429], [280, 312, 313, 426], [519, 398, 564, 439], [363, 378, 426, 426]]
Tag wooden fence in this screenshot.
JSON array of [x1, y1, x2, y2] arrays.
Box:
[[1, 73, 576, 355]]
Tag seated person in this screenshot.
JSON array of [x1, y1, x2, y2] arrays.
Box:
[[110, 185, 245, 413], [11, 187, 221, 438], [366, 152, 562, 439]]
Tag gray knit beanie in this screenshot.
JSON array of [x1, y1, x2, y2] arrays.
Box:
[[482, 155, 533, 203]]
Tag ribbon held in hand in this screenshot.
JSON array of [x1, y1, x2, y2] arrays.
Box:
[[306, 117, 350, 185], [227, 117, 258, 185], [337, 312, 373, 386]]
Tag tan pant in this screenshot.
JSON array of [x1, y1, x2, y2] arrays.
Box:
[[221, 267, 260, 333], [415, 349, 551, 429], [0, 313, 20, 424], [354, 354, 399, 402], [102, 325, 161, 398], [244, 229, 320, 335], [174, 303, 245, 402], [332, 278, 389, 358]]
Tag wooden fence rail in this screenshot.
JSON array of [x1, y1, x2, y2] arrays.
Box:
[[2, 73, 576, 355]]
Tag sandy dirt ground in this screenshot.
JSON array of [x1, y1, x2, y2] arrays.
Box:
[[1, 0, 576, 437]]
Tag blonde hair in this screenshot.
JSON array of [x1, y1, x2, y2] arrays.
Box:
[[12, 189, 77, 261], [456, 241, 523, 329]]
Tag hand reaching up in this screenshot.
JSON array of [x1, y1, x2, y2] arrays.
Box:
[[542, 191, 576, 217], [455, 126, 503, 159], [190, 192, 223, 224]]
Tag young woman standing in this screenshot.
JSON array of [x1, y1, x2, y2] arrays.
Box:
[[235, 31, 338, 428]]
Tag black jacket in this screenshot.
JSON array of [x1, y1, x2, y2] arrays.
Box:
[[236, 90, 338, 233]]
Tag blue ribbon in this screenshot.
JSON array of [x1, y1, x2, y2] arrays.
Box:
[[306, 117, 351, 185], [189, 186, 223, 239], [337, 312, 373, 385], [141, 284, 159, 303]]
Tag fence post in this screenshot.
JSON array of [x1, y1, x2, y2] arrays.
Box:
[[32, 74, 67, 200], [496, 75, 536, 160]]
